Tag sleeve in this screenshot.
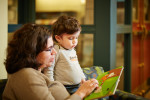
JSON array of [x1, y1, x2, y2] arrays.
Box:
[[15, 71, 56, 100], [30, 78, 56, 100], [7, 69, 82, 100], [66, 94, 82, 100]]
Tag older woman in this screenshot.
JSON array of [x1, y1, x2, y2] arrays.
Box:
[[3, 24, 98, 100]]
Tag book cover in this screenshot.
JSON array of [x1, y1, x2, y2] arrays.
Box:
[[84, 66, 124, 100]]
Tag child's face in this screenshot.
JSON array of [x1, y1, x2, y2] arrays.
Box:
[[57, 31, 80, 50]]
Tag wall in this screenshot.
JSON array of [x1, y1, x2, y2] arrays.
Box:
[[0, 0, 8, 79]]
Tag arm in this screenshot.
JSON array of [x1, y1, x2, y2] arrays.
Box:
[[30, 72, 98, 100], [21, 69, 81, 100], [18, 69, 98, 100]]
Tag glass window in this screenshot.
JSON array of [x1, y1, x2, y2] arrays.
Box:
[[144, 0, 150, 21], [76, 34, 93, 67], [8, 0, 18, 24], [116, 34, 124, 90], [116, 34, 124, 67], [132, 0, 138, 22], [117, 2, 125, 24], [35, 0, 94, 25]]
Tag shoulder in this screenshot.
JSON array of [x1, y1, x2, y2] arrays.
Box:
[[17, 68, 40, 76], [12, 68, 46, 83]]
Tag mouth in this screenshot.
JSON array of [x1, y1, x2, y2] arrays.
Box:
[[72, 45, 76, 48]]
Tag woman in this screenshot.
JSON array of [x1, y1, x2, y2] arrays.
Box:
[[3, 23, 98, 100]]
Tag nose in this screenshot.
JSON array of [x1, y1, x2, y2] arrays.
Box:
[[51, 48, 57, 55]]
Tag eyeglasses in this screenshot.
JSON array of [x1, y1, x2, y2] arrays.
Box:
[[44, 46, 54, 53], [45, 48, 53, 52]]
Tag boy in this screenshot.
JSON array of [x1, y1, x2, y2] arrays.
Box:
[[43, 16, 86, 94]]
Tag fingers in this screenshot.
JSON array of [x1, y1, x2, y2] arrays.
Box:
[[74, 79, 99, 99], [81, 79, 86, 84], [89, 79, 99, 87]]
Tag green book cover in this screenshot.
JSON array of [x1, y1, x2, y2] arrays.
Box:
[[84, 66, 124, 100]]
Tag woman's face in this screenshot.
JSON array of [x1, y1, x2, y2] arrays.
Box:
[[36, 37, 56, 68]]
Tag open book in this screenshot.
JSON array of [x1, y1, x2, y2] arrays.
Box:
[[84, 66, 124, 100]]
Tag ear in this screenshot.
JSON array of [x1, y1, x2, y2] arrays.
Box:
[[55, 35, 61, 43]]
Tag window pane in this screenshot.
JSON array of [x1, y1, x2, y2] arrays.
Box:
[[132, 0, 138, 21], [35, 0, 94, 25], [144, 0, 150, 21], [8, 0, 18, 24], [117, 2, 125, 24], [76, 34, 93, 67], [116, 34, 124, 90], [116, 34, 124, 67]]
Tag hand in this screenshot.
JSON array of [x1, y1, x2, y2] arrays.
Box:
[[80, 79, 86, 85], [74, 79, 99, 99]]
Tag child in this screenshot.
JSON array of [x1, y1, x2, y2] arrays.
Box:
[[43, 16, 86, 94]]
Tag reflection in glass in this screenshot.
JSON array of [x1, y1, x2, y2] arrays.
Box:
[[36, 0, 94, 25], [8, 0, 18, 24], [76, 34, 93, 67]]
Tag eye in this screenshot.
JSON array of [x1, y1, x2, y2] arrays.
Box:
[[45, 48, 52, 52], [45, 47, 54, 52], [68, 37, 73, 40]]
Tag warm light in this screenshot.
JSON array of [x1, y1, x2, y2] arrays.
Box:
[[36, 0, 84, 12], [81, 0, 85, 4]]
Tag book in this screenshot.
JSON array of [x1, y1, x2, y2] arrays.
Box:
[[84, 66, 124, 100]]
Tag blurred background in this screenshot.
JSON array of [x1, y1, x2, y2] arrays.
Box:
[[0, 0, 150, 99]]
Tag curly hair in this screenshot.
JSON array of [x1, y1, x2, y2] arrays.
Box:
[[51, 15, 81, 42], [4, 24, 51, 74]]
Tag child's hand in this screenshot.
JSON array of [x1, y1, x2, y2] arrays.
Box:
[[80, 79, 86, 85]]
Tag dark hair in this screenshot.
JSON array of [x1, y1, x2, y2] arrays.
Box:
[[4, 24, 51, 74], [52, 15, 81, 42]]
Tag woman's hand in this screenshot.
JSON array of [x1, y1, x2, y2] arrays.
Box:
[[74, 79, 99, 99]]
